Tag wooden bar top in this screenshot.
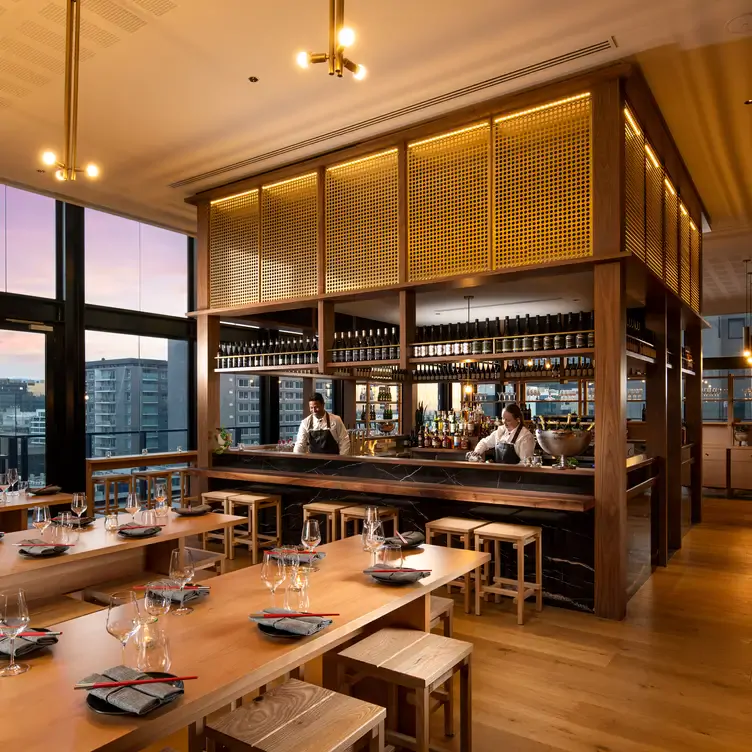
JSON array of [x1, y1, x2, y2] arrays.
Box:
[[3, 537, 489, 752], [0, 491, 73, 511], [86, 450, 198, 470]]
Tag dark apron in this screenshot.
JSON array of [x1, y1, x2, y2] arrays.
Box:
[[308, 413, 340, 455], [494, 423, 523, 465]]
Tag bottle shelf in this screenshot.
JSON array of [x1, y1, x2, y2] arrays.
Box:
[[327, 360, 401, 369], [356, 400, 399, 404], [215, 365, 319, 374], [409, 347, 593, 365]]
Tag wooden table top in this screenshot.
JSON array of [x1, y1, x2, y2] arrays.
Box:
[[0, 492, 74, 513], [3, 537, 489, 752], [0, 513, 245, 583]]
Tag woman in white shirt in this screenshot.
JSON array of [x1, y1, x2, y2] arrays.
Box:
[[467, 403, 536, 464]]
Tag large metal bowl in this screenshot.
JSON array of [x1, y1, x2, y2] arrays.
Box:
[[535, 429, 593, 469]]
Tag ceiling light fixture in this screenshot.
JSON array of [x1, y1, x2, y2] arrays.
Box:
[[39, 0, 99, 181], [296, 0, 366, 80]]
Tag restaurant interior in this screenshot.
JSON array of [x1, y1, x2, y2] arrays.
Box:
[[1, 1, 751, 750]]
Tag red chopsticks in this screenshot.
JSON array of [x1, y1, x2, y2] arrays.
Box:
[[369, 569, 432, 573], [117, 525, 166, 530], [16, 631, 62, 637], [14, 542, 75, 547], [132, 586, 207, 590], [249, 613, 338, 618], [74, 675, 197, 690]]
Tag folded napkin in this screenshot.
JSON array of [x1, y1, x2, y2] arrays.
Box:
[[0, 630, 57, 657], [363, 566, 431, 584], [146, 579, 210, 604], [81, 665, 183, 715], [28, 485, 62, 496], [53, 515, 95, 526], [18, 538, 68, 556], [269, 548, 326, 565], [174, 505, 211, 516], [249, 609, 332, 637], [385, 531, 425, 548], [117, 523, 162, 538]]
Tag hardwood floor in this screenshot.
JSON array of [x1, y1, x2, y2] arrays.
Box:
[[148, 497, 752, 752]]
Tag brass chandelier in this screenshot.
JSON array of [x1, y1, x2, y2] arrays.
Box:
[[41, 0, 100, 181], [296, 0, 366, 80]]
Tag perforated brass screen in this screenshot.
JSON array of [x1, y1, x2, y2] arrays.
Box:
[[408, 124, 489, 282], [209, 191, 259, 308], [663, 183, 679, 295], [690, 222, 700, 312], [624, 109, 645, 261], [260, 174, 318, 302], [494, 96, 592, 268], [645, 149, 663, 279], [679, 206, 691, 306], [326, 150, 399, 293]]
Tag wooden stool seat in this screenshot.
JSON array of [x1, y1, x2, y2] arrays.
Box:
[[205, 678, 385, 752], [429, 595, 454, 631], [425, 517, 487, 613], [225, 493, 282, 564], [474, 521, 543, 625], [95, 472, 134, 514], [302, 501, 352, 543], [336, 628, 472, 752], [340, 505, 399, 539]]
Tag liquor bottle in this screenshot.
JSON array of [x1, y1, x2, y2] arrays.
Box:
[[531, 315, 541, 352], [522, 314, 532, 352], [543, 314, 553, 351], [358, 330, 367, 362], [471, 320, 482, 355], [576, 312, 586, 349], [565, 313, 575, 350], [587, 311, 595, 348], [344, 332, 353, 362], [390, 327, 399, 360], [482, 318, 492, 354], [501, 316, 512, 353], [553, 314, 563, 350], [512, 316, 522, 353]]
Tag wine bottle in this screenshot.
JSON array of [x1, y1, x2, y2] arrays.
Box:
[[452, 323, 461, 356], [471, 319, 481, 355], [576, 312, 586, 349], [565, 313, 575, 350], [391, 326, 399, 360], [502, 316, 512, 353], [427, 325, 436, 358], [460, 322, 471, 356], [365, 329, 374, 361], [481, 318, 492, 354], [513, 316, 522, 353], [531, 315, 541, 352], [357, 330, 366, 362], [522, 314, 532, 352], [343, 332, 352, 362], [543, 314, 553, 351], [435, 325, 445, 357], [587, 311, 595, 348], [553, 314, 563, 350]]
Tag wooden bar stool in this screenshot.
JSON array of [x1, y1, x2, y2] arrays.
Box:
[[205, 678, 386, 752], [339, 505, 399, 539], [176, 468, 198, 507], [473, 521, 543, 625], [430, 595, 454, 637], [336, 628, 472, 752], [200, 490, 247, 556], [226, 493, 282, 564], [425, 517, 487, 613], [96, 473, 134, 514], [302, 500, 352, 542], [132, 469, 174, 508]]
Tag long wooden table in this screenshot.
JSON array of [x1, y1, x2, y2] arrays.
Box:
[[0, 512, 245, 602], [3, 537, 490, 752], [0, 491, 73, 532]]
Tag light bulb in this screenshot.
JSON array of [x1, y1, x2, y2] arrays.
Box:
[[338, 26, 355, 47], [464, 384, 473, 394], [353, 63, 367, 80], [85, 163, 99, 178], [526, 359, 533, 367], [744, 348, 751, 358], [296, 50, 310, 69], [55, 168, 66, 181], [42, 151, 57, 166], [545, 360, 552, 369]]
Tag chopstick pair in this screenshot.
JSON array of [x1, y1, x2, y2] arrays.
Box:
[[14, 542, 75, 547], [249, 612, 339, 618], [118, 525, 166, 530], [132, 585, 208, 591], [15, 631, 63, 637], [74, 675, 198, 690], [369, 569, 432, 573]]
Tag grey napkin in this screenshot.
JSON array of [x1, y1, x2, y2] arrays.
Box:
[[249, 609, 332, 636], [81, 665, 183, 715], [269, 548, 326, 566], [174, 505, 211, 516], [364, 566, 431, 584], [146, 579, 210, 604], [18, 538, 68, 556], [0, 631, 57, 657], [385, 531, 425, 548], [117, 524, 161, 538]]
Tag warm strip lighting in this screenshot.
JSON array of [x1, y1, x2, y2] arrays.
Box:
[[689, 219, 697, 231], [664, 177, 676, 195], [210, 188, 258, 206], [494, 92, 590, 123], [409, 122, 488, 148], [263, 172, 317, 190], [680, 203, 688, 217], [327, 148, 398, 172], [624, 108, 641, 136], [644, 143, 659, 169]]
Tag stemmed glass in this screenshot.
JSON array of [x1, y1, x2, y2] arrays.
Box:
[[143, 582, 171, 623], [0, 474, 9, 503], [154, 482, 167, 507], [362, 520, 385, 567], [125, 492, 140, 524], [301, 518, 322, 573], [6, 468, 18, 497], [31, 506, 51, 532], [0, 588, 31, 677], [169, 548, 195, 616], [260, 551, 285, 604], [72, 493, 87, 529], [106, 591, 140, 665]]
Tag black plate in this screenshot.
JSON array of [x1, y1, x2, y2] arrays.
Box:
[[18, 546, 69, 558], [85, 672, 184, 716], [4, 626, 58, 658], [52, 516, 95, 528], [174, 507, 210, 517], [117, 528, 161, 539], [256, 622, 305, 640]]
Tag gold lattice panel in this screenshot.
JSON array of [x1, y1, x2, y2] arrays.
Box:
[[326, 149, 399, 293], [624, 107, 645, 261], [494, 94, 592, 269], [690, 220, 700, 312], [679, 204, 691, 305], [408, 123, 489, 281], [663, 180, 679, 295], [644, 144, 664, 278], [209, 191, 259, 308], [260, 173, 318, 302]]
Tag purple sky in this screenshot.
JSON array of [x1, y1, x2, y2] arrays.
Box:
[[0, 184, 188, 379]]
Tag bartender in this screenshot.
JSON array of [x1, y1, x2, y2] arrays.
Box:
[[293, 393, 351, 455], [466, 402, 535, 464]]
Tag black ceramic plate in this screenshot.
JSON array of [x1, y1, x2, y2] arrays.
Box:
[[86, 672, 184, 716], [52, 516, 95, 527], [117, 528, 161, 539], [385, 535, 424, 550], [256, 622, 305, 640], [365, 569, 429, 586], [18, 545, 69, 558], [174, 506, 210, 517], [7, 626, 58, 658]]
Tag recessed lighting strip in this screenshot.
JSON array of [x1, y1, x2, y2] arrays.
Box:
[[664, 177, 676, 195], [263, 172, 317, 190], [644, 143, 660, 169], [495, 92, 590, 123], [210, 188, 259, 206], [409, 122, 488, 148], [624, 107, 641, 136], [327, 148, 398, 172]]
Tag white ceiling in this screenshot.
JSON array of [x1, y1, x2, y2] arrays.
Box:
[[0, 0, 750, 311]]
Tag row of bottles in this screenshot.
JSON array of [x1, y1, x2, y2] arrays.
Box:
[[216, 338, 319, 369], [626, 309, 657, 359], [412, 358, 595, 382], [331, 328, 400, 362], [411, 312, 595, 358], [413, 362, 502, 382], [681, 345, 695, 372], [534, 413, 593, 431], [357, 404, 397, 422]]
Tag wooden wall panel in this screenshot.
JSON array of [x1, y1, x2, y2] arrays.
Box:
[[644, 143, 664, 279], [623, 106, 645, 261], [679, 202, 691, 307], [663, 178, 679, 295]]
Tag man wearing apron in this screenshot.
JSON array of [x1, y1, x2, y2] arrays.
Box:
[[466, 402, 535, 464], [293, 393, 351, 455]]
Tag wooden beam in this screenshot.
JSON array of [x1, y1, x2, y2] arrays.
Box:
[[684, 322, 703, 523], [196, 203, 211, 309], [594, 260, 627, 620], [196, 314, 220, 496], [317, 166, 326, 295], [318, 300, 335, 374], [399, 289, 415, 372], [398, 142, 408, 284], [666, 297, 683, 550]]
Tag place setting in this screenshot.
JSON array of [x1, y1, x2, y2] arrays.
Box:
[[362, 518, 431, 586], [116, 502, 165, 539], [16, 507, 79, 558], [52, 493, 95, 529]]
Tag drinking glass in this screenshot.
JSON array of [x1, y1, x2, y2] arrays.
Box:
[[125, 492, 140, 523], [154, 482, 167, 507], [17, 481, 29, 496], [154, 499, 169, 519], [376, 543, 403, 569], [287, 568, 310, 612], [143, 582, 171, 623], [282, 551, 300, 611], [362, 520, 385, 566], [134, 623, 171, 673], [31, 506, 51, 532], [139, 509, 158, 528], [106, 591, 140, 664], [169, 548, 195, 616], [0, 474, 8, 502], [72, 493, 87, 528], [6, 468, 18, 497], [0, 588, 31, 677], [301, 518, 322, 572], [261, 551, 285, 601]]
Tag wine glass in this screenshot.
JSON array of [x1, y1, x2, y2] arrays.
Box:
[[260, 551, 285, 603], [0, 474, 8, 503], [6, 468, 18, 497], [154, 482, 167, 507], [125, 492, 140, 523], [143, 582, 171, 623], [31, 506, 51, 532], [364, 506, 379, 526], [106, 591, 140, 664], [72, 493, 87, 528], [362, 520, 385, 566], [0, 588, 31, 677], [169, 548, 195, 616], [301, 518, 322, 573]]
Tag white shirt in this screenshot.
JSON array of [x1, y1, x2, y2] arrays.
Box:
[[293, 412, 351, 455], [472, 424, 536, 462]]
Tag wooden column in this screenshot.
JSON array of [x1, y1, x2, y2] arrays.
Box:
[[645, 282, 668, 565], [397, 143, 408, 284], [594, 261, 627, 620], [684, 320, 703, 523], [318, 300, 335, 373], [666, 298, 683, 550], [400, 290, 416, 434]]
